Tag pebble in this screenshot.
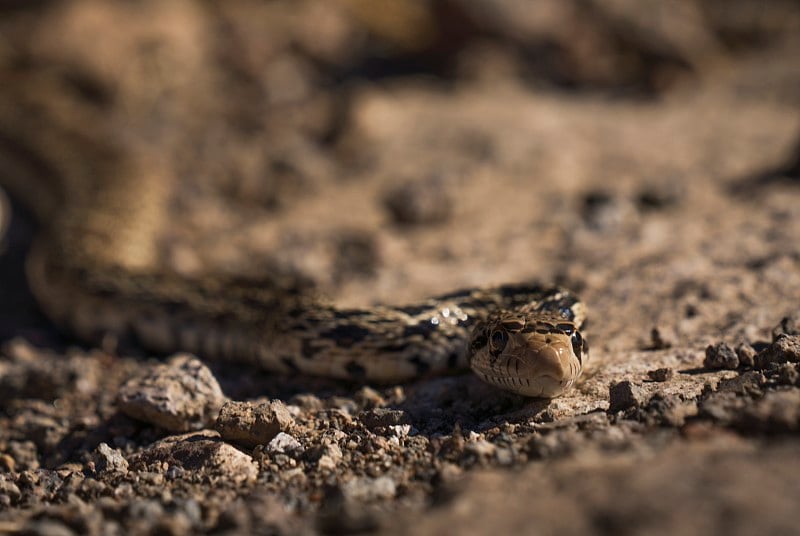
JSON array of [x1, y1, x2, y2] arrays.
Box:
[[495, 448, 514, 466], [775, 363, 799, 386], [436, 462, 463, 483], [214, 400, 294, 448], [91, 443, 129, 474], [117, 355, 227, 432], [0, 477, 21, 505], [647, 394, 697, 427], [129, 430, 257, 485], [647, 327, 673, 350], [647, 368, 674, 382], [314, 444, 343, 471], [341, 475, 397, 501], [755, 335, 800, 369], [0, 454, 15, 472], [266, 432, 303, 455], [771, 313, 799, 341], [735, 343, 757, 368], [737, 391, 800, 433], [704, 342, 739, 370], [608, 380, 646, 412], [360, 408, 410, 432], [715, 371, 765, 396], [465, 439, 496, 458], [288, 393, 323, 411], [354, 386, 386, 409]]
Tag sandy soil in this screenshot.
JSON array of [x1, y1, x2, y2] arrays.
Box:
[[1, 1, 800, 534]]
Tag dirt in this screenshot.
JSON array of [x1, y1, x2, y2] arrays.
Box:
[[1, 1, 800, 534]]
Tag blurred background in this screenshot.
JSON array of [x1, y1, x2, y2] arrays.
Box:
[[1, 0, 799, 342], [0, 0, 798, 343]]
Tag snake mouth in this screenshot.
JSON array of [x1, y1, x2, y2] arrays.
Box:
[[469, 339, 581, 397]]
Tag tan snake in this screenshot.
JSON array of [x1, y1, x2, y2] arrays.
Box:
[[0, 96, 587, 399]]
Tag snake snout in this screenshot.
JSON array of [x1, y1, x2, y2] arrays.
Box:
[[468, 333, 582, 398]]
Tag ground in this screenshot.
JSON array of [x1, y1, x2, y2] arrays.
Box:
[[1, 1, 800, 534]]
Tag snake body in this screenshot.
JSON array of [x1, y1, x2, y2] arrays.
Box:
[[0, 87, 587, 399]]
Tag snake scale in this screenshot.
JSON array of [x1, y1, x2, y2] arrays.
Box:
[[0, 84, 587, 400]]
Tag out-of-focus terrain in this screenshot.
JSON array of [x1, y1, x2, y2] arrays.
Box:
[[1, 1, 800, 534]]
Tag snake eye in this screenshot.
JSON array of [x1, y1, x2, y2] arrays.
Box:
[[490, 330, 508, 356], [571, 331, 583, 362]]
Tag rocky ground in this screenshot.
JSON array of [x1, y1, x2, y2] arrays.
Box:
[[1, 1, 800, 534]]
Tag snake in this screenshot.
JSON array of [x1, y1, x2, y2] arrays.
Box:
[[0, 85, 587, 400]]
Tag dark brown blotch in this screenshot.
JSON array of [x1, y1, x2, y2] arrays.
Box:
[[500, 319, 525, 332], [556, 323, 574, 335]]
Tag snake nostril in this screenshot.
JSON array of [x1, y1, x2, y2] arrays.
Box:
[[469, 332, 488, 353]]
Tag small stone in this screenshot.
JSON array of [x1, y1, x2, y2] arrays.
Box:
[[117, 354, 227, 432], [354, 386, 386, 409], [328, 396, 358, 415], [647, 327, 673, 350], [735, 343, 757, 368], [129, 430, 257, 485], [91, 443, 128, 474], [608, 380, 646, 412], [464, 439, 496, 458], [387, 424, 412, 438], [755, 335, 800, 369], [314, 409, 353, 430], [360, 408, 410, 432], [266, 432, 302, 455], [647, 368, 674, 382], [716, 371, 766, 396], [704, 342, 739, 370], [317, 444, 343, 470], [288, 393, 323, 411], [775, 363, 799, 386], [0, 478, 20, 504], [7, 441, 39, 471], [0, 454, 15, 472], [772, 314, 800, 341], [306, 442, 343, 471], [495, 448, 514, 466], [647, 394, 697, 427], [341, 475, 397, 501], [436, 462, 463, 483], [699, 392, 747, 424], [317, 455, 337, 471], [214, 400, 293, 448], [737, 391, 800, 433], [165, 466, 184, 481]]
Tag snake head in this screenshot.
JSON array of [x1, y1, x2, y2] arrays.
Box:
[[467, 312, 586, 397]]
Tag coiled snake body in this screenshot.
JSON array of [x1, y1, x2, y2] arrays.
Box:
[[0, 108, 587, 398]]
